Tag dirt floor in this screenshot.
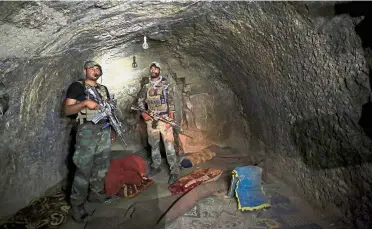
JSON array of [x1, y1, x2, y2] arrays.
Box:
[[1, 142, 352, 229], [60, 143, 349, 229]]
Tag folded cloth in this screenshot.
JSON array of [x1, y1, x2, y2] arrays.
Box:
[[168, 168, 223, 195], [105, 155, 149, 195], [232, 166, 270, 211], [118, 177, 154, 198]]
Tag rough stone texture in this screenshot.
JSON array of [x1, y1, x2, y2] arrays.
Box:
[[0, 51, 94, 217], [0, 1, 248, 218], [0, 1, 372, 228], [167, 2, 372, 227]]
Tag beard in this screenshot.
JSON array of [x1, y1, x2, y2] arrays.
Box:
[[87, 74, 100, 81], [151, 73, 159, 78], [94, 73, 100, 80]]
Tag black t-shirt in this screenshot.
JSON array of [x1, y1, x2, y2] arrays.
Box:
[[66, 82, 86, 101], [65, 81, 110, 101]]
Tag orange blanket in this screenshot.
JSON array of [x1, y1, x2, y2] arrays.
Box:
[[180, 147, 217, 168]]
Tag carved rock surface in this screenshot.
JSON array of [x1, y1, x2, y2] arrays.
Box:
[[0, 1, 371, 227]]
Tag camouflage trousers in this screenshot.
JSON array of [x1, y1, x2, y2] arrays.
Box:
[[146, 120, 180, 174], [70, 122, 111, 206]]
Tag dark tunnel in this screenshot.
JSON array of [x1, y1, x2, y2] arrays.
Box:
[[0, 1, 372, 229]]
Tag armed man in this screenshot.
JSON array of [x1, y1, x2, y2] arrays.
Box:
[[63, 61, 113, 223], [137, 62, 180, 185]]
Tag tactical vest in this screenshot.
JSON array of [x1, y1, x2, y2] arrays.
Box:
[[145, 76, 169, 114], [76, 80, 109, 123]]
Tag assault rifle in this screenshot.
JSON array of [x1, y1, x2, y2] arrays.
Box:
[[131, 105, 193, 139], [86, 86, 127, 147]]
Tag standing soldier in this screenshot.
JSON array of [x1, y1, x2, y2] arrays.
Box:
[[63, 61, 112, 223], [137, 62, 180, 184]]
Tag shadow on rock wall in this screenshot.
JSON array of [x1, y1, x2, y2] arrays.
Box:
[[334, 2, 372, 49], [61, 122, 77, 202], [335, 2, 372, 91], [0, 82, 9, 116], [291, 113, 372, 170], [359, 99, 372, 140]]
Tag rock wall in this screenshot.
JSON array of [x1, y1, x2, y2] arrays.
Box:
[[0, 51, 94, 217], [1, 1, 372, 227], [0, 44, 249, 218], [170, 2, 372, 227], [0, 1, 232, 218], [125, 48, 251, 154]]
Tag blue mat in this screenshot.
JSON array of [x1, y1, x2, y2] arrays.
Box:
[[229, 166, 270, 211]]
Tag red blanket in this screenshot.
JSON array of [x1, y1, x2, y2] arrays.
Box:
[[168, 168, 223, 195], [105, 155, 148, 195]]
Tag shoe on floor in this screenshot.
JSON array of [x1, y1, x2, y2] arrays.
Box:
[[69, 204, 88, 223], [83, 203, 95, 216], [148, 167, 161, 178], [88, 191, 113, 203], [168, 174, 179, 184]]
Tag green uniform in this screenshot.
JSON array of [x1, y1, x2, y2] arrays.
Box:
[[66, 80, 111, 206], [138, 76, 180, 175]]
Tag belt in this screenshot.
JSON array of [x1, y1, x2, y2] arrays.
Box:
[[157, 111, 168, 116]]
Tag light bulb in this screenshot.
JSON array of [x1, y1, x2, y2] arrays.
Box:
[[132, 56, 138, 68], [142, 36, 149, 49]]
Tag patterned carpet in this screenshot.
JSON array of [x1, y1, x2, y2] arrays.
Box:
[[166, 183, 324, 229]]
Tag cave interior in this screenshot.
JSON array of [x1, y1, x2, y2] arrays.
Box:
[[1, 1, 372, 229]]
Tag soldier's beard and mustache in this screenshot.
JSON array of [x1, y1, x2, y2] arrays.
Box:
[[151, 72, 159, 78], [87, 73, 101, 81]]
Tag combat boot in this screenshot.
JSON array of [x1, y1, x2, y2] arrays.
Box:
[[168, 174, 179, 184], [147, 167, 161, 178], [69, 204, 88, 223]]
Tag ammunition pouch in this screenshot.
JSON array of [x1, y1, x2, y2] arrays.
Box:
[[76, 106, 103, 124], [78, 118, 109, 125]]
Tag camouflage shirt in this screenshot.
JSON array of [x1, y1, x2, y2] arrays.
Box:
[[137, 75, 175, 114]]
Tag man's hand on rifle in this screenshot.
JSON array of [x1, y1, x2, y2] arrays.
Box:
[[142, 112, 152, 121], [83, 99, 100, 109]]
